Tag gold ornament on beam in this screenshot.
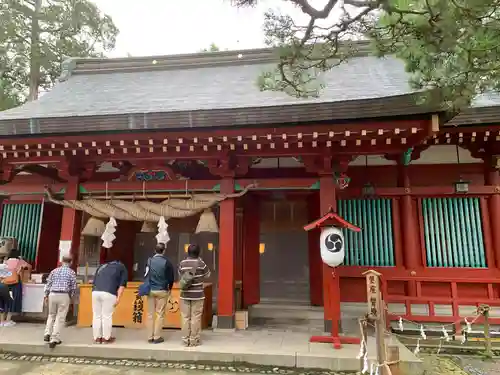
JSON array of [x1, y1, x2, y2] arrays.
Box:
[[141, 221, 157, 233], [81, 217, 106, 237], [195, 209, 219, 233]]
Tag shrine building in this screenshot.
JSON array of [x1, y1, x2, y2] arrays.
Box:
[[1, 40, 500, 335]]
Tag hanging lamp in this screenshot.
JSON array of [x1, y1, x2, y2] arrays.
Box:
[[454, 145, 470, 193], [361, 155, 376, 197]]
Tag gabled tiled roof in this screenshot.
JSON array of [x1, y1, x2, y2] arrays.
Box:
[[0, 42, 498, 136]]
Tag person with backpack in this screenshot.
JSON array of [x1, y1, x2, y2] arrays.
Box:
[[144, 243, 174, 344], [178, 244, 210, 347], [0, 249, 29, 327]]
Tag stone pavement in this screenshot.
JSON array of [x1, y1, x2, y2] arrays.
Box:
[[0, 323, 422, 372]]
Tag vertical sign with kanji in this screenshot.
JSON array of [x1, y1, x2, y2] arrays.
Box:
[[364, 270, 382, 319]]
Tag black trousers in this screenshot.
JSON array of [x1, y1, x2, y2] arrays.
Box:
[[0, 283, 12, 311]]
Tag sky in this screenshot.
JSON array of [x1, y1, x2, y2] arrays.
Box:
[[90, 0, 327, 57]]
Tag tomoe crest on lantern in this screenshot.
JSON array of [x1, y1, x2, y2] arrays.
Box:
[[320, 226, 345, 267]]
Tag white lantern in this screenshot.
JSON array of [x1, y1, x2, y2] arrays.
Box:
[[320, 226, 345, 267]]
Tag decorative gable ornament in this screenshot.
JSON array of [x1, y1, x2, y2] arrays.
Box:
[[304, 206, 361, 268]]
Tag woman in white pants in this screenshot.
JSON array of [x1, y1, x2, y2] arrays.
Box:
[[91, 259, 128, 344]]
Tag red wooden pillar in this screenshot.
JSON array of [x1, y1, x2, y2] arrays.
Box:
[[319, 175, 340, 335], [307, 193, 323, 306], [242, 195, 260, 308], [485, 165, 500, 269], [217, 178, 236, 328], [59, 179, 82, 270], [397, 163, 419, 296]]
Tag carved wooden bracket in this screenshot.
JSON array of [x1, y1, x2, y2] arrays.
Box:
[[302, 155, 352, 175], [207, 154, 250, 178], [0, 164, 19, 185], [57, 158, 97, 182]]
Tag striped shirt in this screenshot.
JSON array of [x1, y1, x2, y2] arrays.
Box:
[[178, 257, 210, 300], [44, 264, 77, 298]]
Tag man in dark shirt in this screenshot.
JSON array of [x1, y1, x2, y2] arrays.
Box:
[[178, 244, 210, 347], [145, 243, 174, 344], [91, 259, 128, 344]]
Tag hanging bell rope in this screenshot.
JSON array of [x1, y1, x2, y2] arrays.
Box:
[[196, 209, 219, 233]]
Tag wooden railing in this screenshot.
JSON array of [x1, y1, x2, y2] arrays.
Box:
[[381, 276, 500, 332]]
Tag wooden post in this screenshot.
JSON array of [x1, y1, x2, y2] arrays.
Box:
[[364, 270, 388, 375], [387, 346, 400, 375], [217, 178, 236, 329], [479, 304, 493, 358], [58, 179, 82, 270]]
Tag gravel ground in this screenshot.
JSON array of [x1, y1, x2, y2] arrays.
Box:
[[2, 352, 498, 375]]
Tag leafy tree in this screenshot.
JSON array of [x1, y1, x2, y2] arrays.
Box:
[[200, 43, 222, 52], [0, 0, 118, 109], [234, 0, 500, 110]]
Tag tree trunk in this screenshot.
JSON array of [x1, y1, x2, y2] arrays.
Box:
[[28, 0, 41, 102]]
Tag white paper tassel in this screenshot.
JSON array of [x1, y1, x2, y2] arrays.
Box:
[[442, 326, 451, 342], [398, 317, 404, 331], [101, 217, 117, 249], [362, 352, 369, 374], [155, 216, 170, 245], [420, 325, 427, 340], [414, 339, 420, 355], [461, 331, 468, 344], [465, 317, 472, 333], [356, 339, 366, 359]]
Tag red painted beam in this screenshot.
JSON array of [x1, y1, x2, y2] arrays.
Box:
[[0, 119, 429, 146]]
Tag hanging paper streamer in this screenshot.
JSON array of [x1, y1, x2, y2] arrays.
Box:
[[414, 339, 420, 355], [155, 216, 170, 245], [420, 325, 427, 340], [369, 363, 375, 375], [461, 330, 468, 344], [398, 317, 404, 331], [362, 352, 369, 374], [465, 317, 472, 333], [375, 365, 379, 375], [101, 217, 117, 249], [442, 326, 451, 342], [356, 339, 366, 359]]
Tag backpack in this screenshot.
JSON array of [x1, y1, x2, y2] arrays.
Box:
[[179, 259, 199, 291]]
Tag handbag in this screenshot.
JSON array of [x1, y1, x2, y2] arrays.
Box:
[[137, 259, 151, 297]]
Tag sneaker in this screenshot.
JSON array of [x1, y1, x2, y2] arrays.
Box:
[[94, 338, 102, 344], [101, 337, 116, 344], [152, 337, 164, 344], [44, 335, 50, 342], [48, 340, 61, 349], [148, 338, 154, 344], [3, 321, 15, 327]]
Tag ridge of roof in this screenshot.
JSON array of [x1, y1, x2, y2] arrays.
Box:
[[58, 40, 374, 80]]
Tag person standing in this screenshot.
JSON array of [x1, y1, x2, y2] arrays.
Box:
[[43, 255, 77, 348], [91, 257, 127, 344], [178, 244, 210, 347], [145, 243, 174, 344], [1, 249, 30, 327]]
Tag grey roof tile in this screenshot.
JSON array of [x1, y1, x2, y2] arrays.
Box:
[[0, 55, 414, 121]]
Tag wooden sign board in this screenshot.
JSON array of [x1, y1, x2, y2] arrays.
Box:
[[364, 270, 382, 319]]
